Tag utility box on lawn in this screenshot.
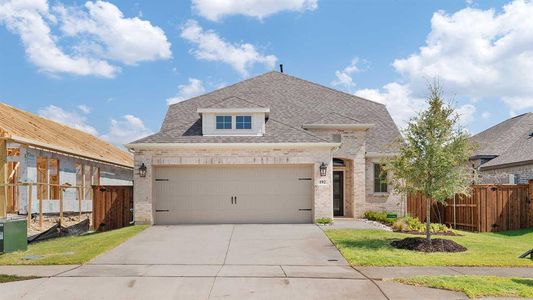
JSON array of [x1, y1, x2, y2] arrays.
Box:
[[0, 217, 28, 253]]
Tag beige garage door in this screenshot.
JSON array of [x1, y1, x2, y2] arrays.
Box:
[[153, 165, 313, 224]]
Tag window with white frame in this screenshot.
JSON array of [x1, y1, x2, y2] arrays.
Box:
[[236, 115, 252, 129], [216, 115, 232, 129]]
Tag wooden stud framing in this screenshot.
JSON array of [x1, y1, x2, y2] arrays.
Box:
[[0, 139, 6, 218]]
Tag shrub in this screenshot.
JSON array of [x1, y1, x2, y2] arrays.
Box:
[[316, 217, 333, 225], [364, 211, 396, 224], [392, 216, 451, 234]]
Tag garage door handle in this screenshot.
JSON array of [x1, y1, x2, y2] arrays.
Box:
[[231, 196, 234, 204]]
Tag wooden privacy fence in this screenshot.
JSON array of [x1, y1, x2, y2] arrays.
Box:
[[407, 181, 533, 232], [92, 185, 133, 231]]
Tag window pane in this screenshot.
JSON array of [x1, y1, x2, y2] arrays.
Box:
[[236, 115, 252, 129], [216, 115, 232, 129], [374, 163, 388, 193]]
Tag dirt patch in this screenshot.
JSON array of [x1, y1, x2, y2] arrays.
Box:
[[390, 237, 467, 252], [27, 213, 92, 237]]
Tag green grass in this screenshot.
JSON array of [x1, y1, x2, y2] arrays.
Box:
[[0, 274, 39, 283], [395, 276, 533, 298], [0, 225, 148, 265], [325, 228, 533, 266]]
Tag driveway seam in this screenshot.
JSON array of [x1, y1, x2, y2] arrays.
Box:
[[51, 265, 83, 277], [222, 225, 236, 265], [279, 265, 288, 278], [351, 266, 390, 300]]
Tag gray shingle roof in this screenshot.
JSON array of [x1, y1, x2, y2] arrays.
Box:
[[133, 72, 401, 153], [470, 113, 533, 169]]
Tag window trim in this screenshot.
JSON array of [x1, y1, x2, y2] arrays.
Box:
[[373, 163, 388, 194], [216, 115, 232, 129], [236, 115, 252, 130]]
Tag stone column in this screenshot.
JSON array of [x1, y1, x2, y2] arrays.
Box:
[[134, 151, 153, 224]]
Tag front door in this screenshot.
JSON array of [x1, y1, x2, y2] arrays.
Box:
[[333, 171, 344, 216]]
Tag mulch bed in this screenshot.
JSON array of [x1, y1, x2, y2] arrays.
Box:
[[391, 237, 467, 252]]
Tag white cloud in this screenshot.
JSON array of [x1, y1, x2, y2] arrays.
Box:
[[350, 1, 533, 129], [355, 82, 426, 127], [77, 104, 91, 114], [0, 0, 116, 77], [39, 105, 99, 135], [55, 1, 171, 65], [456, 104, 476, 125], [101, 115, 153, 145], [167, 78, 206, 105], [181, 20, 277, 76], [332, 58, 364, 92], [192, 0, 317, 21], [0, 0, 170, 77], [392, 0, 533, 111]]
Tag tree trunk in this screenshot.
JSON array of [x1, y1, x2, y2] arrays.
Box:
[[425, 199, 431, 242]]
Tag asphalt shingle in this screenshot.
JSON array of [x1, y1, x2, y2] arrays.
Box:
[[133, 72, 401, 153]]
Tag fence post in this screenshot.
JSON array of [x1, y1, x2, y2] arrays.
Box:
[[78, 186, 82, 219], [453, 194, 457, 229], [27, 183, 32, 224], [39, 183, 43, 229], [59, 185, 64, 226], [529, 180, 533, 228]]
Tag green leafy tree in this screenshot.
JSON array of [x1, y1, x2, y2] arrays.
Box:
[[386, 84, 474, 242]]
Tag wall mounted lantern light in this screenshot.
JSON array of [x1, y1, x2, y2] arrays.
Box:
[[319, 162, 328, 177], [139, 163, 147, 178]]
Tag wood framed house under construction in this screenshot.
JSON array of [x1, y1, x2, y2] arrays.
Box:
[[0, 103, 134, 219]]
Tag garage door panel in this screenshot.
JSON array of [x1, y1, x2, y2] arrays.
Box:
[[154, 165, 313, 224]]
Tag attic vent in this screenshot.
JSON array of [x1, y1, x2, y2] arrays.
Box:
[[529, 131, 533, 137]]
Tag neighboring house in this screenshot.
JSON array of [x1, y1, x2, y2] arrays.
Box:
[[127, 71, 403, 225], [0, 103, 133, 217], [470, 112, 533, 184]]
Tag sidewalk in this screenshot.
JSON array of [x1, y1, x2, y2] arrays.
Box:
[[354, 266, 533, 279]]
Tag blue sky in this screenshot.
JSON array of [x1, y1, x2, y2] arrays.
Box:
[[1, 0, 531, 145]]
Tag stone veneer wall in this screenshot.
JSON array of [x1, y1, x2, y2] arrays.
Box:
[[133, 147, 333, 224]]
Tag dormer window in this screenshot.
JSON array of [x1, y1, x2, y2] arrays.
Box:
[[216, 116, 232, 129], [236, 115, 252, 129]]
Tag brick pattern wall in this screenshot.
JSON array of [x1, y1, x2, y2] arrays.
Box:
[[133, 147, 333, 224], [479, 164, 533, 184], [362, 158, 405, 217]]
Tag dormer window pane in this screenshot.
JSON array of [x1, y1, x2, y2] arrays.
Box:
[[216, 116, 232, 129], [236, 116, 252, 129]]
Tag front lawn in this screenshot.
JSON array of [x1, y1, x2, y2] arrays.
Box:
[[0, 275, 39, 283], [0, 225, 148, 265], [325, 228, 533, 266], [395, 276, 533, 298]]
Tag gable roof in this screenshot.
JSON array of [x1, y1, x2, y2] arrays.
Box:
[[132, 71, 401, 153], [470, 113, 533, 169], [0, 103, 133, 168]]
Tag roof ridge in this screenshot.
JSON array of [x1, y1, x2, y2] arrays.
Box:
[[268, 118, 331, 143], [167, 72, 276, 107], [269, 71, 386, 107], [206, 95, 266, 108]]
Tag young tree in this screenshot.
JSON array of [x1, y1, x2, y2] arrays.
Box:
[[386, 84, 474, 242]]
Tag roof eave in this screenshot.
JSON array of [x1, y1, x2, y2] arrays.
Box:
[[5, 135, 133, 169], [480, 159, 533, 171], [302, 124, 375, 130], [126, 142, 341, 151]]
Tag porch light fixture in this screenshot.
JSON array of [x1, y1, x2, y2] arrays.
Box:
[[319, 162, 328, 177], [139, 163, 147, 178]]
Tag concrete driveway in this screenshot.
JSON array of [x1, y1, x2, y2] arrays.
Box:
[[0, 225, 468, 299]]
